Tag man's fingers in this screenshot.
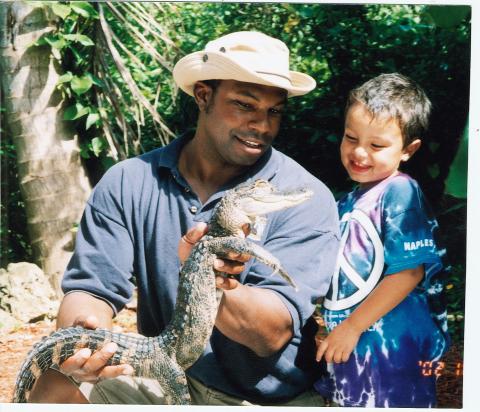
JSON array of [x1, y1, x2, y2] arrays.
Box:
[[182, 223, 208, 245], [82, 342, 118, 374], [223, 251, 251, 263], [241, 223, 251, 236], [60, 348, 92, 374], [215, 276, 239, 290], [179, 223, 208, 262], [72, 315, 100, 330], [99, 364, 134, 380], [214, 258, 245, 275], [83, 315, 100, 330], [60, 342, 133, 384]]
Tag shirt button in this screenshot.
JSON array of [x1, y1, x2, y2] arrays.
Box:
[[184, 187, 190, 193], [189, 205, 198, 214]]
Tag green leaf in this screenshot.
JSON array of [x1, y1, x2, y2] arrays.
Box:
[[71, 2, 98, 19], [68, 45, 83, 61], [101, 156, 116, 170], [51, 3, 71, 19], [33, 35, 48, 47], [89, 74, 104, 87], [79, 144, 91, 159], [64, 103, 89, 120], [425, 5, 470, 29], [91, 137, 106, 157], [86, 112, 100, 130], [63, 34, 95, 46], [71, 75, 93, 95], [57, 72, 73, 84], [445, 123, 468, 199], [44, 34, 67, 50], [51, 47, 61, 60]]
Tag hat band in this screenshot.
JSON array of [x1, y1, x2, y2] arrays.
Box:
[[255, 71, 292, 85]]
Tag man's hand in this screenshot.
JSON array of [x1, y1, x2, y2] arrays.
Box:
[[59, 315, 134, 383], [316, 319, 362, 364], [178, 223, 251, 290]]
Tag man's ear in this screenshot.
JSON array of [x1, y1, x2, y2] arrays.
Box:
[[193, 81, 214, 112], [401, 139, 421, 161]]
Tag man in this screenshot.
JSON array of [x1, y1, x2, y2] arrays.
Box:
[[29, 31, 340, 405]]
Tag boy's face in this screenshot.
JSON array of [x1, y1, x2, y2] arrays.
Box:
[[340, 103, 420, 188]]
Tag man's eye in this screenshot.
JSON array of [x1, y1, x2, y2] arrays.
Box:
[[371, 144, 385, 149], [344, 135, 357, 142], [269, 108, 284, 116], [235, 100, 252, 109]]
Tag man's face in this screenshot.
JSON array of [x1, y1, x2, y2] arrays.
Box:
[[196, 80, 287, 168]]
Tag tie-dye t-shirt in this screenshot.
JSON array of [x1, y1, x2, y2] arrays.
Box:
[[314, 173, 450, 407]]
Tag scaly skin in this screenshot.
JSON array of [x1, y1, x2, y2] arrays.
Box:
[[13, 179, 312, 404]]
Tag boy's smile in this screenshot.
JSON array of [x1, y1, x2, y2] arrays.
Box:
[[341, 103, 420, 188]]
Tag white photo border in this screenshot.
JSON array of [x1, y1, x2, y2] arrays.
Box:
[[2, 0, 476, 411]]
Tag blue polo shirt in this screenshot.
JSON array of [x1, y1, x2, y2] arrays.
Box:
[[62, 133, 340, 403]]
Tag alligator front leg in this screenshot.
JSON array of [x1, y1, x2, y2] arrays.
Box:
[[206, 237, 298, 291]]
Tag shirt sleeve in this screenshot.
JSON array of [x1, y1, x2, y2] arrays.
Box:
[[382, 178, 444, 287], [245, 180, 341, 333], [62, 164, 135, 314]]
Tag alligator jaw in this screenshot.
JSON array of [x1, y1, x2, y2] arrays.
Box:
[[238, 186, 313, 217], [236, 180, 313, 218]]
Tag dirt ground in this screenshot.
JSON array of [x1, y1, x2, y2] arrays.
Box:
[[0, 310, 463, 407]]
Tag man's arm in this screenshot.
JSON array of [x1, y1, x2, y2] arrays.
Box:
[[316, 265, 424, 363], [56, 291, 114, 329], [216, 284, 292, 356]]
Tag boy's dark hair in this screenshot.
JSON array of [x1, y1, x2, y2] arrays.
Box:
[[346, 73, 431, 147]]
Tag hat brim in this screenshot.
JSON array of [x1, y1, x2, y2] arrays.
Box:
[[173, 51, 316, 98]]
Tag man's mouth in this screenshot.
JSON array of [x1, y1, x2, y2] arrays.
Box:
[[235, 135, 263, 149]]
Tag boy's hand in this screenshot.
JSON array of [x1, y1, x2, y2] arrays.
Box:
[[178, 223, 251, 290], [316, 319, 362, 363]]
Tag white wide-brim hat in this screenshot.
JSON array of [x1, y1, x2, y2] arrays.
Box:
[[173, 31, 316, 98]]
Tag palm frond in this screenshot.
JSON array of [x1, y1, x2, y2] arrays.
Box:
[[94, 1, 179, 156]]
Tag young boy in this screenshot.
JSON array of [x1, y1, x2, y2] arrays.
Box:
[[314, 73, 450, 407]]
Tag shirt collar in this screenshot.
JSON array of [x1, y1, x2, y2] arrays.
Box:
[[156, 130, 194, 171]]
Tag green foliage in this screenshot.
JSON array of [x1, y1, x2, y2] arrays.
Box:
[[0, 124, 33, 266], [445, 123, 468, 199], [31, 1, 101, 160]]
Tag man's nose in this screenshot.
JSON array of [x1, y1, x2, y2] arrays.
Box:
[[248, 111, 271, 135]]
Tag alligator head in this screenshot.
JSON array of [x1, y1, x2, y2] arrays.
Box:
[[208, 179, 313, 239]]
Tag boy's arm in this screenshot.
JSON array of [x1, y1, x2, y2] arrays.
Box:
[[316, 265, 424, 363]]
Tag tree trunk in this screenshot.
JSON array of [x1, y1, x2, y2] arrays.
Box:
[[0, 2, 92, 295]]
